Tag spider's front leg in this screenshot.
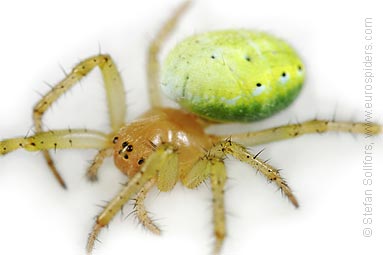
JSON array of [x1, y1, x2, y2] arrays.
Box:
[[133, 177, 162, 235], [147, 0, 191, 107], [86, 147, 114, 182], [87, 143, 178, 254], [33, 54, 127, 188], [1, 129, 110, 154]]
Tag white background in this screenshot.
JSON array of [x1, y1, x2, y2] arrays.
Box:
[[0, 0, 382, 255]]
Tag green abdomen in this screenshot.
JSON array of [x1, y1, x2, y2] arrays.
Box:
[[161, 30, 305, 122]]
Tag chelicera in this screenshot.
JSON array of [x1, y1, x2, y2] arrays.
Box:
[[0, 1, 381, 255]]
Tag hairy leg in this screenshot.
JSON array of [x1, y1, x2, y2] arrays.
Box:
[[181, 154, 227, 254], [133, 145, 178, 234], [181, 155, 212, 188], [86, 147, 114, 182], [217, 119, 382, 147], [87, 144, 177, 254], [1, 129, 110, 154], [209, 157, 227, 255], [33, 54, 126, 187], [157, 148, 179, 191], [134, 177, 161, 235], [210, 140, 299, 208], [147, 1, 191, 107]]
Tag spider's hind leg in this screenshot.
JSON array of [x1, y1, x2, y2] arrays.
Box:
[[147, 1, 191, 107], [219, 119, 382, 146]]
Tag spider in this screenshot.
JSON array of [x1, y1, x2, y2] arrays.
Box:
[[0, 1, 381, 255]]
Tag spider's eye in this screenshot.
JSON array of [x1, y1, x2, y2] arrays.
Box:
[[113, 137, 119, 144], [138, 158, 145, 165]]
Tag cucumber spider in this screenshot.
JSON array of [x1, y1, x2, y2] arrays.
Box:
[[0, 1, 381, 255]]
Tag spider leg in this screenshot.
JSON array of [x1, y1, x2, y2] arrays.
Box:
[[133, 146, 178, 234], [147, 0, 191, 107], [217, 119, 382, 146], [181, 155, 211, 188], [33, 54, 126, 188], [157, 147, 179, 191], [86, 148, 114, 182], [0, 129, 110, 154], [134, 177, 161, 235], [211, 140, 299, 208], [209, 157, 227, 255], [87, 143, 177, 254], [181, 154, 227, 254]]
